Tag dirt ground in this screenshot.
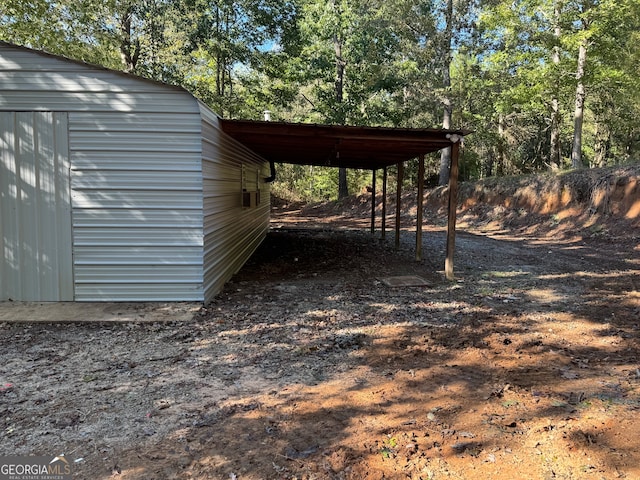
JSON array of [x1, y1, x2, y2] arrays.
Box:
[[1, 179, 639, 479], [0, 302, 201, 323]]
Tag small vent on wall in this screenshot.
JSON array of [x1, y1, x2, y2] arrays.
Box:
[[240, 163, 261, 208], [242, 190, 260, 208]]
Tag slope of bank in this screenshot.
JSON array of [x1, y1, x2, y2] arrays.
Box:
[[429, 164, 640, 242], [289, 164, 639, 245]]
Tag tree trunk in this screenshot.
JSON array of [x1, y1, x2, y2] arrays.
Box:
[[338, 168, 349, 199], [483, 147, 494, 178], [549, 0, 562, 169], [571, 38, 588, 169], [593, 121, 610, 168], [333, 3, 349, 199], [119, 5, 140, 72], [334, 37, 345, 119], [215, 7, 222, 96], [438, 0, 454, 186], [496, 113, 507, 175], [438, 102, 452, 185]]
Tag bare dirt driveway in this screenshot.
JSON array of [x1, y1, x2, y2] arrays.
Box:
[[1, 205, 639, 480]]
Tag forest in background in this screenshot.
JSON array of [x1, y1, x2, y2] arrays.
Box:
[[2, 0, 639, 201]]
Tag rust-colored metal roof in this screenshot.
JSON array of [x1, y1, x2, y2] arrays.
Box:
[[220, 119, 471, 170]]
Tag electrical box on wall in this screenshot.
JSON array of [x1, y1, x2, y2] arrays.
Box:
[[240, 163, 261, 208]]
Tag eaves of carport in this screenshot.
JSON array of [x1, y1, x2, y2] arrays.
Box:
[[220, 119, 472, 280], [219, 119, 470, 169]]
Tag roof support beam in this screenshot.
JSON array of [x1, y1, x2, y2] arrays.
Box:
[[416, 154, 425, 261], [395, 161, 403, 250], [370, 169, 377, 234], [445, 137, 462, 280], [381, 166, 388, 240]]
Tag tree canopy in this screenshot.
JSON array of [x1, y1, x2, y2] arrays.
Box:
[[1, 0, 638, 200]]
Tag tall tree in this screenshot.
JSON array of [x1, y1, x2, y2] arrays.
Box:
[[292, 0, 404, 198], [438, 0, 454, 185], [385, 0, 478, 183], [331, 0, 349, 198], [570, 34, 587, 168], [549, 0, 563, 169]]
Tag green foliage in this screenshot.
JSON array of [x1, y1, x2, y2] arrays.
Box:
[[271, 163, 374, 202], [2, 0, 639, 195]]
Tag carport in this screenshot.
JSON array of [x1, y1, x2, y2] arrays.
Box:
[[220, 119, 470, 280]]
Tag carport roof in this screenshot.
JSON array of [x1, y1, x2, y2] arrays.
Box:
[[220, 119, 471, 170]]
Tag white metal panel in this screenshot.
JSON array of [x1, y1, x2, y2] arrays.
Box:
[[73, 246, 202, 265], [71, 170, 202, 191], [71, 190, 202, 209], [198, 102, 271, 303], [0, 70, 178, 93], [0, 43, 199, 114], [70, 112, 202, 134], [70, 109, 205, 302], [0, 92, 198, 113], [73, 284, 204, 302], [0, 112, 73, 301]]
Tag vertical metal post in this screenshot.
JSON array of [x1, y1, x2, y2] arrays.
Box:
[[370, 169, 376, 234], [381, 166, 388, 239], [395, 162, 403, 250], [445, 139, 461, 280], [416, 154, 425, 261]]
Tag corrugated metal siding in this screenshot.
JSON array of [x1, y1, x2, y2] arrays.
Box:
[[198, 103, 270, 303], [0, 43, 276, 303], [0, 44, 199, 114], [0, 111, 73, 301], [0, 92, 198, 113], [69, 111, 205, 301], [0, 43, 209, 302]]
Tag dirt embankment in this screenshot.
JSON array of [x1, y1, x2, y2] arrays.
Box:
[[297, 164, 640, 243], [428, 165, 640, 239]]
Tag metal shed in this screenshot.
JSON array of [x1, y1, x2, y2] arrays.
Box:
[[0, 42, 270, 303]]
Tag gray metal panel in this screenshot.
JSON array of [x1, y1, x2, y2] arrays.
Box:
[[73, 246, 202, 265], [72, 151, 202, 171], [71, 190, 202, 209], [0, 43, 218, 302], [0, 92, 198, 113], [0, 70, 177, 93], [0, 112, 73, 301], [73, 284, 204, 302], [69, 131, 203, 153], [72, 209, 202, 228], [0, 44, 199, 114], [74, 265, 202, 283], [71, 170, 202, 191], [69, 110, 205, 302], [70, 112, 202, 134], [73, 227, 202, 246], [198, 102, 271, 303]]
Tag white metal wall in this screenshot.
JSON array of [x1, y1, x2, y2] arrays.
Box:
[[0, 111, 74, 301], [199, 104, 271, 303], [1, 42, 206, 301], [0, 42, 273, 303], [69, 111, 205, 301]]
